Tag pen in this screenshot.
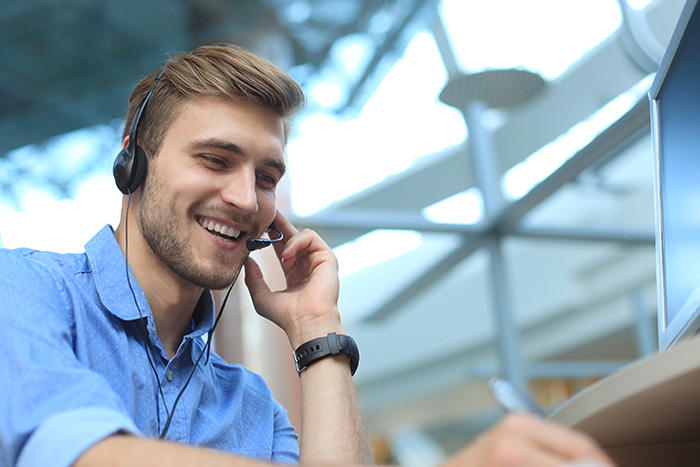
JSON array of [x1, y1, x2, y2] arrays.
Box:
[[488, 377, 547, 417], [488, 378, 611, 467]]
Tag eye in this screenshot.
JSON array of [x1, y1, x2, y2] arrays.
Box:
[[257, 172, 278, 188], [201, 155, 227, 169]]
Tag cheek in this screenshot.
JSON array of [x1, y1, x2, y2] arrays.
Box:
[[262, 190, 277, 208], [176, 173, 219, 202], [259, 191, 277, 223]]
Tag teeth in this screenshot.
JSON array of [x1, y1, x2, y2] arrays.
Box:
[[198, 218, 241, 239]]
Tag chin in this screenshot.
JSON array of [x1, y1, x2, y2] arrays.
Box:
[[184, 257, 246, 290], [181, 270, 237, 291]]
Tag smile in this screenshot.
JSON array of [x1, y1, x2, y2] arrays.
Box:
[[197, 217, 243, 241]]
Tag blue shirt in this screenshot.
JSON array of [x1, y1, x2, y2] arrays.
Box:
[[0, 226, 299, 467]]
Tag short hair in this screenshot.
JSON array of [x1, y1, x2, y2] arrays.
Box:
[[122, 44, 306, 158]]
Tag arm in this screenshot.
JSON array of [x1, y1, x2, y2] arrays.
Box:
[[74, 435, 269, 467], [0, 252, 142, 467], [296, 354, 370, 464], [244, 211, 373, 465], [241, 213, 618, 467], [74, 411, 615, 467]]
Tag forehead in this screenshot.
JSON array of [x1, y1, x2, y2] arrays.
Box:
[[163, 96, 286, 159]]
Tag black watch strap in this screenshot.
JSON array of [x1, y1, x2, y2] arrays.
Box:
[[293, 333, 359, 376]]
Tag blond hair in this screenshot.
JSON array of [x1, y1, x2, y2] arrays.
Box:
[[122, 44, 306, 158]]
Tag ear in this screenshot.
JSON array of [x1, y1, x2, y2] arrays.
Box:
[[121, 135, 130, 151]]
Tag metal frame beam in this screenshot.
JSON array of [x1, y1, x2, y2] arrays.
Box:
[[295, 94, 653, 324], [368, 238, 480, 322]]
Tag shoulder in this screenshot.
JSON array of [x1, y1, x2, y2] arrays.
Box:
[[0, 247, 89, 314], [0, 247, 88, 278]]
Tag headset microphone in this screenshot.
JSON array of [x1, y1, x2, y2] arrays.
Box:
[[246, 224, 284, 251]]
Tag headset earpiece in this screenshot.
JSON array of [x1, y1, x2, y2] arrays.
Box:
[[113, 70, 164, 194], [113, 144, 148, 194]]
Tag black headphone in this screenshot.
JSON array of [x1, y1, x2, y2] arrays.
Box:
[[113, 71, 165, 194]]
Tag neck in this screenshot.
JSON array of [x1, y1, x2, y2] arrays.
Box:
[[114, 200, 203, 359]]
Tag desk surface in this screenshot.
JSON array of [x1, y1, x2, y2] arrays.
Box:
[[549, 334, 700, 446]]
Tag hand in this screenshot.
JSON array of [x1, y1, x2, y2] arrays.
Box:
[[244, 211, 343, 348], [442, 413, 616, 467]]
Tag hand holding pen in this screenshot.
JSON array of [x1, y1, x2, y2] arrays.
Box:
[[486, 378, 617, 467]]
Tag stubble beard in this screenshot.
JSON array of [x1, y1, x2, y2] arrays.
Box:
[[137, 170, 246, 291]]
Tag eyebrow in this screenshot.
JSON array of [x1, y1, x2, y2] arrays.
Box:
[[189, 137, 286, 177]]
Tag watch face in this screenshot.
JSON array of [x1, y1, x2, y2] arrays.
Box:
[[346, 336, 359, 376]]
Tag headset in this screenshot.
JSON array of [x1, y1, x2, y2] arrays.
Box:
[[113, 70, 164, 195], [113, 69, 284, 252], [246, 224, 283, 251]]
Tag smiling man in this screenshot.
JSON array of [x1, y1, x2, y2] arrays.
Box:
[[0, 44, 368, 467], [116, 96, 286, 359], [0, 44, 616, 467]]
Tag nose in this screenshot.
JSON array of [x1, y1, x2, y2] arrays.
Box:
[[220, 169, 258, 213]]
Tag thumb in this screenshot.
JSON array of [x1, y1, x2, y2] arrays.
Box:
[[244, 256, 271, 304]]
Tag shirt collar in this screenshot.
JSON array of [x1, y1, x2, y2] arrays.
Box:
[[85, 225, 215, 335]]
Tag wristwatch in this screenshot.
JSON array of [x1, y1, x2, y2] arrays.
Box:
[[293, 333, 359, 376]]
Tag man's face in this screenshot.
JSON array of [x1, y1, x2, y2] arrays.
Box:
[[136, 96, 286, 290]]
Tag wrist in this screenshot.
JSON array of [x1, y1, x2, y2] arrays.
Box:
[[286, 308, 343, 349]]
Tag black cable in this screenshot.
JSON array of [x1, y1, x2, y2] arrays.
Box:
[[158, 268, 240, 439], [123, 189, 244, 439], [124, 190, 170, 421], [123, 188, 243, 440], [205, 278, 238, 366]]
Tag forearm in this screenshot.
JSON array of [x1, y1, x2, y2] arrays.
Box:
[[73, 434, 269, 467], [298, 355, 373, 465], [244, 216, 372, 464]]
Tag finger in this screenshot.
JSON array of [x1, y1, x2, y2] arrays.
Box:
[[243, 257, 271, 303], [281, 232, 338, 284], [533, 423, 611, 465], [273, 210, 299, 235], [271, 211, 335, 267], [281, 228, 332, 261], [491, 436, 570, 467], [497, 415, 614, 466], [271, 210, 298, 258]]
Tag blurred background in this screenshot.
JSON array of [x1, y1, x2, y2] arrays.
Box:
[[0, 0, 685, 464]]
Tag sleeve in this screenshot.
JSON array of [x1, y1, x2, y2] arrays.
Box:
[[0, 252, 141, 467], [271, 400, 300, 464]]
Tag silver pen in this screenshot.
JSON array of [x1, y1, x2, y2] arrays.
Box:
[[488, 377, 546, 417], [488, 378, 610, 467]]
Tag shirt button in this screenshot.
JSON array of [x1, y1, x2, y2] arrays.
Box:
[[167, 370, 174, 382]]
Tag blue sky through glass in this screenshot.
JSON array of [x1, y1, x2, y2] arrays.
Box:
[[441, 0, 622, 80], [289, 0, 624, 220], [322, 0, 626, 278], [0, 124, 122, 251], [288, 31, 465, 216]]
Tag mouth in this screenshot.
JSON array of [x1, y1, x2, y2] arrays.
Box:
[[196, 216, 245, 242]]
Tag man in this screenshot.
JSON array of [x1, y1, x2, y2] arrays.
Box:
[[0, 44, 615, 467]]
